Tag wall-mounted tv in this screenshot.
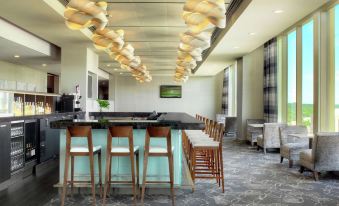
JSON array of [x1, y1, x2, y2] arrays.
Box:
[[160, 85, 182, 98]]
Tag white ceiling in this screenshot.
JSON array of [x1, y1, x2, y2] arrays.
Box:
[[195, 0, 330, 76], [0, 0, 330, 78], [98, 0, 231, 75]]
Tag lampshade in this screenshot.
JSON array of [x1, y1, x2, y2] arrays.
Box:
[[94, 28, 124, 49], [64, 8, 94, 30], [67, 0, 108, 30], [64, 0, 152, 82]]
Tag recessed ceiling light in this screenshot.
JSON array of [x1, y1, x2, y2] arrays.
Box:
[[42, 64, 47, 67], [114, 68, 118, 71], [106, 64, 111, 67], [14, 55, 20, 58], [249, 32, 256, 36], [119, 72, 123, 75], [233, 46, 240, 49], [273, 10, 284, 14]]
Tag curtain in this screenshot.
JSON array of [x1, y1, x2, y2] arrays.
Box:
[[222, 68, 229, 115], [264, 38, 278, 122]]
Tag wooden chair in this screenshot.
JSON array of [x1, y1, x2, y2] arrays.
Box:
[[141, 127, 175, 206], [102, 126, 139, 205], [61, 126, 102, 206]]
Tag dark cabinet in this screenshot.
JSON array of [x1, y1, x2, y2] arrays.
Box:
[[39, 117, 60, 163], [0, 122, 11, 183]]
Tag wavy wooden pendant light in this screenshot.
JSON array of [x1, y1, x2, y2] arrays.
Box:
[[64, 0, 151, 83], [174, 0, 226, 82]]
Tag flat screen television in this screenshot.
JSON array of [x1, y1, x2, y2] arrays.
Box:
[[160, 85, 182, 98]]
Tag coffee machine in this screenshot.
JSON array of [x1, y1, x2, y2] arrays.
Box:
[[59, 85, 82, 112]]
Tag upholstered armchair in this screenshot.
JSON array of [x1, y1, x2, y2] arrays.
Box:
[[246, 119, 265, 146], [299, 133, 339, 181], [225, 117, 237, 136], [257, 123, 287, 154], [279, 125, 308, 168]]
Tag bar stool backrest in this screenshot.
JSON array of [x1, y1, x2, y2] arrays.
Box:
[[107, 126, 134, 152], [145, 127, 172, 155], [209, 120, 217, 136], [66, 126, 93, 154], [216, 124, 225, 143]]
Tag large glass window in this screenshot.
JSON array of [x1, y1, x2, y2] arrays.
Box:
[[287, 31, 297, 125], [302, 20, 314, 132], [335, 5, 339, 131]]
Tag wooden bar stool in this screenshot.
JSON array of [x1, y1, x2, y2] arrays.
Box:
[[141, 127, 175, 206], [61, 126, 102, 206], [189, 123, 225, 193], [103, 126, 139, 205]]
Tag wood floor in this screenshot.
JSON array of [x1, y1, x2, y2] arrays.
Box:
[[0, 168, 59, 206]]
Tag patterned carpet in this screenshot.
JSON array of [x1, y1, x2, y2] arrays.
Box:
[[45, 137, 339, 206]]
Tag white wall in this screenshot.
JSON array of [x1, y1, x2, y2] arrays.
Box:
[[0, 60, 47, 92], [114, 74, 223, 120], [237, 46, 264, 140]]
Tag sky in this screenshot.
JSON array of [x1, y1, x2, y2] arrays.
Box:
[[335, 5, 339, 104], [287, 20, 314, 105]]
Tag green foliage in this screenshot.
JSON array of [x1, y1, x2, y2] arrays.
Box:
[[96, 99, 110, 111]]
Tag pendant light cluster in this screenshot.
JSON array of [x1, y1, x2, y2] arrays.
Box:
[[174, 0, 226, 82], [64, 0, 152, 83]]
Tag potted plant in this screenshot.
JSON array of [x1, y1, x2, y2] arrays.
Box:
[[96, 99, 110, 123], [97, 99, 110, 112]]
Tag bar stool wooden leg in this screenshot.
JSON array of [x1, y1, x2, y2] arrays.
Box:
[[219, 147, 225, 193], [136, 152, 139, 189], [141, 150, 149, 205], [71, 156, 74, 196], [107, 156, 112, 197], [168, 153, 175, 206], [129, 150, 137, 205], [61, 150, 70, 206], [98, 152, 103, 198], [89, 154, 96, 206], [103, 151, 111, 205], [192, 149, 196, 184]]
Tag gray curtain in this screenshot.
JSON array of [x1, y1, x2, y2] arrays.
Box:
[[222, 68, 229, 115], [264, 38, 278, 122]]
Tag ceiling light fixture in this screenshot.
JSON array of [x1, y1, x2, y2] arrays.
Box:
[[233, 46, 240, 49], [63, 0, 152, 83], [175, 0, 227, 83], [273, 10, 284, 14], [249, 32, 256, 36], [114, 68, 118, 71], [14, 55, 20, 58], [42, 64, 47, 67]]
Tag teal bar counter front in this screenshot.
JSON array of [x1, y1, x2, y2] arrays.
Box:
[[50, 112, 205, 188], [58, 129, 182, 185]]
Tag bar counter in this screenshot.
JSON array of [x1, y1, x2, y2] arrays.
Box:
[[50, 112, 204, 187]]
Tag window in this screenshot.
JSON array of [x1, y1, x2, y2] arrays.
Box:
[[302, 20, 314, 132], [335, 5, 339, 131], [287, 31, 297, 125]]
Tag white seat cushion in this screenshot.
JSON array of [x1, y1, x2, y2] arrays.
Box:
[[111, 146, 139, 153], [149, 146, 174, 153], [185, 130, 205, 135], [192, 140, 219, 147], [70, 145, 101, 153]]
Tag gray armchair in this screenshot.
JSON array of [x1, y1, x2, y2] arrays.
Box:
[[246, 119, 265, 146], [279, 125, 308, 168], [300, 133, 339, 181], [257, 123, 287, 154], [225, 117, 237, 136]]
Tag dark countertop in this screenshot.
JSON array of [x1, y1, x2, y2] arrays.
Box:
[[50, 112, 204, 130], [0, 111, 85, 123]]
